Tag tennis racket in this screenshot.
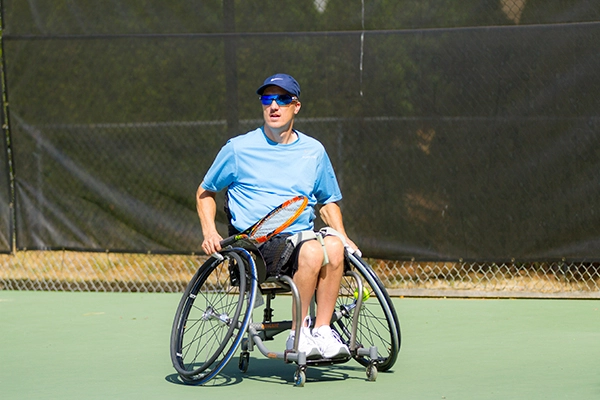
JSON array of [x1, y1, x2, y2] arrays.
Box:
[[220, 195, 309, 247]]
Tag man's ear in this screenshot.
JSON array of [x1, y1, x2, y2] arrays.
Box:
[[294, 101, 302, 115]]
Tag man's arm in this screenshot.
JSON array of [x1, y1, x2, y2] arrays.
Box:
[[319, 202, 358, 251], [196, 184, 222, 254]]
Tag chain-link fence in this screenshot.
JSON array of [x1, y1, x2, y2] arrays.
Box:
[[1, 251, 598, 298]]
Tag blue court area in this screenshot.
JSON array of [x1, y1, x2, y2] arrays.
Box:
[[1, 291, 599, 399]]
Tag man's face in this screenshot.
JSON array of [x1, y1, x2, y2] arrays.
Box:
[[261, 86, 301, 131]]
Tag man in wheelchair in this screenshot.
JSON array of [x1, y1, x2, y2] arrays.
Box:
[[196, 73, 359, 360]]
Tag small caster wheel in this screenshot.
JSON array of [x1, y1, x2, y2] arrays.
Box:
[[366, 363, 378, 381], [294, 369, 306, 387], [238, 351, 250, 373]]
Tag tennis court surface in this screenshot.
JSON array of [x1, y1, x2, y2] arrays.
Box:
[[1, 291, 598, 399]]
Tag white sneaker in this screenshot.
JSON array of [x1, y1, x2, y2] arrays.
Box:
[[312, 325, 351, 359], [286, 318, 321, 360]]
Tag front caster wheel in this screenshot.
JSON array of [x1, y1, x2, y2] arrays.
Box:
[[294, 368, 306, 387], [238, 351, 249, 373], [366, 363, 378, 381]]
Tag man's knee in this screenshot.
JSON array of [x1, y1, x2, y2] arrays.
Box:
[[298, 240, 325, 271], [298, 235, 345, 271], [324, 236, 345, 266]]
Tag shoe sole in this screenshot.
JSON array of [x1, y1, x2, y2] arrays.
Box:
[[306, 348, 322, 360], [322, 348, 351, 359], [286, 346, 322, 360]]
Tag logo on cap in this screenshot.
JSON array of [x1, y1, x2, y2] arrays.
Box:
[[257, 73, 301, 97]]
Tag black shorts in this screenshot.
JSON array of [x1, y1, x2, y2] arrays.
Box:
[[259, 233, 308, 277]]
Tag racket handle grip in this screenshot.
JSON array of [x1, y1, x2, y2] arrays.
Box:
[[220, 234, 242, 248]]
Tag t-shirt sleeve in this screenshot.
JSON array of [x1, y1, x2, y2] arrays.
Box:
[[313, 150, 342, 204], [201, 140, 237, 192]]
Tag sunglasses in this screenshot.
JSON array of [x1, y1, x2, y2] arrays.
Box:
[[259, 94, 298, 106]]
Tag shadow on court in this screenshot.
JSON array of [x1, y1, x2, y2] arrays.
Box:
[[164, 357, 368, 387]]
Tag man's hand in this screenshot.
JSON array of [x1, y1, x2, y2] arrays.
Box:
[[197, 186, 222, 255], [344, 236, 360, 255], [202, 231, 223, 255]]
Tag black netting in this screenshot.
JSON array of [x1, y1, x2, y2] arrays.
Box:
[[2, 1, 600, 262], [0, 93, 11, 252], [4, 0, 600, 35], [11, 117, 234, 251]]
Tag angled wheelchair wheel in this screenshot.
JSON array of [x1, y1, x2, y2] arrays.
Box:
[[333, 252, 401, 372], [170, 249, 257, 385]]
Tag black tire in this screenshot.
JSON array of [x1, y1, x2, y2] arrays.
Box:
[[170, 250, 256, 384], [333, 252, 401, 372]]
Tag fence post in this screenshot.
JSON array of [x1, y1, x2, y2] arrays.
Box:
[[0, 2, 16, 254], [223, 0, 239, 136]]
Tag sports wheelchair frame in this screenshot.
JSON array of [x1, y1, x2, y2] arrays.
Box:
[[170, 240, 401, 386]]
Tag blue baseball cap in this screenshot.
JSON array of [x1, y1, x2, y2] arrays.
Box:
[[256, 73, 301, 97]]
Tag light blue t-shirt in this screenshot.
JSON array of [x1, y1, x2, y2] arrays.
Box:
[[201, 127, 342, 233]]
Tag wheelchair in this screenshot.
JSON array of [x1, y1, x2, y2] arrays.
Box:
[[170, 239, 401, 387]]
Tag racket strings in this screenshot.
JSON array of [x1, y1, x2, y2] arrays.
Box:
[[250, 203, 304, 238]]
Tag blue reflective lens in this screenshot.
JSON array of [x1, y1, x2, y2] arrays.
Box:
[[259, 94, 296, 106]]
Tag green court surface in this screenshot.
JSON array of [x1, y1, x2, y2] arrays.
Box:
[[1, 291, 598, 400]]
